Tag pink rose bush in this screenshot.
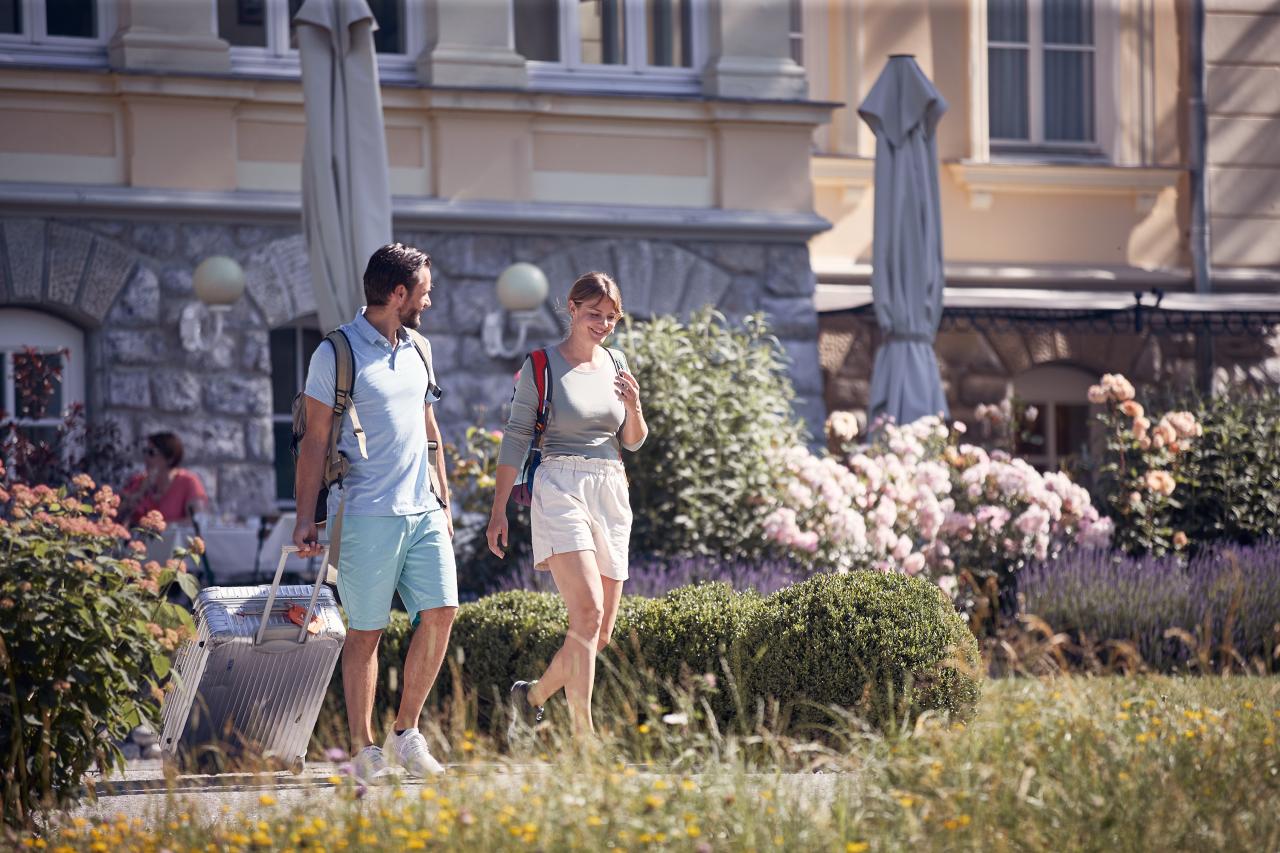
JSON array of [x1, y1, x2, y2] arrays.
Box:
[[765, 415, 1111, 603], [1092, 373, 1202, 555]]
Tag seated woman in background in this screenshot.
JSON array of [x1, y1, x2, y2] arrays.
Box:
[[121, 432, 209, 527]]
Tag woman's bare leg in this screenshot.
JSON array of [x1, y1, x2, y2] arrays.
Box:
[[526, 550, 604, 734], [596, 576, 624, 652]]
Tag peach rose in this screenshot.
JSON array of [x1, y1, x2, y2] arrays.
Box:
[[1120, 400, 1144, 419], [1144, 470, 1177, 497]]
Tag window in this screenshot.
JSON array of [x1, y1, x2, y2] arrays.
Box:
[[1012, 364, 1098, 473], [216, 0, 418, 81], [269, 322, 322, 505], [787, 0, 802, 66], [988, 0, 1095, 150], [0, 0, 114, 67], [0, 309, 85, 451], [516, 0, 704, 95]]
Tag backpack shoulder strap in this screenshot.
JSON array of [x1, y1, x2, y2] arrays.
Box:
[[326, 330, 366, 462], [604, 347, 625, 374], [406, 329, 436, 386], [529, 348, 552, 409], [406, 328, 444, 405]]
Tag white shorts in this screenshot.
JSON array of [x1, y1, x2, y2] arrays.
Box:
[[531, 455, 632, 581]]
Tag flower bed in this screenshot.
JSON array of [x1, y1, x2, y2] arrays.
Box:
[[1020, 543, 1280, 671], [29, 676, 1280, 852], [0, 471, 200, 829]]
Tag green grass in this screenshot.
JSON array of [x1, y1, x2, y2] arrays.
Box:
[[26, 676, 1280, 852]]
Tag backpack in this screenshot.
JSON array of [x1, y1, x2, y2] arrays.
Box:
[[291, 327, 443, 571], [509, 347, 625, 507]]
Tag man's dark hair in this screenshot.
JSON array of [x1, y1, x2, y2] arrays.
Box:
[[148, 432, 184, 467], [363, 243, 431, 306]]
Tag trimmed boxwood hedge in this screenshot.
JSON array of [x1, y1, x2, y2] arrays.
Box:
[[741, 571, 982, 730], [311, 572, 981, 750]]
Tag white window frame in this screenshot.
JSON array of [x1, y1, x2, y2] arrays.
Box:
[[216, 0, 422, 84], [0, 0, 113, 69], [0, 309, 86, 451], [524, 0, 706, 96], [984, 0, 1106, 157], [269, 318, 320, 508]]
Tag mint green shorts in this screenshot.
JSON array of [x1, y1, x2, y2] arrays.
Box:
[[335, 510, 458, 631]]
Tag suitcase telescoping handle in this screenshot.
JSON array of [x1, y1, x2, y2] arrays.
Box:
[[255, 545, 328, 647]]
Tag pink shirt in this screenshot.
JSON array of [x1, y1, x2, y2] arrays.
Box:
[[125, 469, 208, 526]]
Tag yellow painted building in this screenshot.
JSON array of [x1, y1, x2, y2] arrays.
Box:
[[806, 0, 1280, 469], [0, 0, 1276, 509], [0, 0, 830, 514]]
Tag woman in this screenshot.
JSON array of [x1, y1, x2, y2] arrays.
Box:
[[121, 432, 209, 527], [487, 271, 648, 737]]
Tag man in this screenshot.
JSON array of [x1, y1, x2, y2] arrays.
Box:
[[293, 243, 456, 781]]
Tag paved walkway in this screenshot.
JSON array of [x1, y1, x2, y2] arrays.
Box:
[[63, 761, 840, 830], [66, 761, 536, 828]]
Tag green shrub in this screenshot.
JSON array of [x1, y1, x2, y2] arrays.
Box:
[[0, 478, 198, 829], [742, 572, 982, 731], [1170, 385, 1280, 547], [313, 573, 980, 747], [615, 309, 807, 562], [630, 582, 764, 719]]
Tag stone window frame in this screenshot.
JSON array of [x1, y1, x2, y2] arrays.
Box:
[[0, 0, 115, 69], [269, 318, 322, 507], [215, 0, 423, 85], [521, 0, 708, 96], [1011, 362, 1098, 472], [0, 308, 86, 452]]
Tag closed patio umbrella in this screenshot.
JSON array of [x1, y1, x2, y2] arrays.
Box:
[[296, 0, 391, 332], [858, 55, 949, 426]]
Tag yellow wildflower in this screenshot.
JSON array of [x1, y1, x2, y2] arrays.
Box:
[[847, 843, 870, 853], [259, 793, 277, 807]]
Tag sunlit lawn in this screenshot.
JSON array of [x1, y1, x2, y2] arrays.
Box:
[[27, 675, 1280, 852]]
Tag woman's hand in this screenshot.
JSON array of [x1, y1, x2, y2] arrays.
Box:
[[615, 370, 642, 413], [486, 510, 509, 559]]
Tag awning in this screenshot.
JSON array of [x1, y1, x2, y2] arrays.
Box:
[[816, 284, 1280, 335]]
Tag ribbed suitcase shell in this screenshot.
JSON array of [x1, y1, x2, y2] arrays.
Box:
[[160, 582, 345, 772]]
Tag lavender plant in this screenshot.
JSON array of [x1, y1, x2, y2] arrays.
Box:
[[497, 555, 819, 598], [1020, 543, 1280, 671]]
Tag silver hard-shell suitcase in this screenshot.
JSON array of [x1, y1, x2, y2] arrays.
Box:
[[160, 546, 345, 774]]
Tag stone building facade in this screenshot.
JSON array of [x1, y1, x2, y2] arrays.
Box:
[[0, 215, 818, 514]]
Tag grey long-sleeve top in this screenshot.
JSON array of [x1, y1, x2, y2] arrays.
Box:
[[497, 346, 646, 469]]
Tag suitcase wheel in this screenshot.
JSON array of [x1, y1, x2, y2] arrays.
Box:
[[290, 755, 306, 776]]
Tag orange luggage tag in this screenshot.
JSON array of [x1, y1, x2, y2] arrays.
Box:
[[286, 604, 322, 634]]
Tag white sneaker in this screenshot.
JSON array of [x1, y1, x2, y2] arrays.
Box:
[[351, 745, 396, 784], [383, 728, 445, 777]]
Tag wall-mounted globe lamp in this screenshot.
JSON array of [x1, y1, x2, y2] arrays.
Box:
[[180, 256, 246, 352], [481, 262, 559, 359]]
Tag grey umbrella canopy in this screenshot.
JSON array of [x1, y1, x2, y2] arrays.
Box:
[[296, 0, 391, 332], [858, 55, 949, 426]]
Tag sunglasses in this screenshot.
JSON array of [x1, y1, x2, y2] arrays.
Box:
[[142, 446, 160, 458]]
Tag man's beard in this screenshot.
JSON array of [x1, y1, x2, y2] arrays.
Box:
[[400, 306, 422, 329]]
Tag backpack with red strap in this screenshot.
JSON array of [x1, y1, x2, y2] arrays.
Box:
[[510, 349, 552, 507], [508, 347, 626, 507]]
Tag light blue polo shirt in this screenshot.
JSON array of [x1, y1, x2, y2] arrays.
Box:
[[304, 310, 440, 517]]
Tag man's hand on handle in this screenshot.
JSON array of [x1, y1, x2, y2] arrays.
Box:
[[292, 518, 325, 558]]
